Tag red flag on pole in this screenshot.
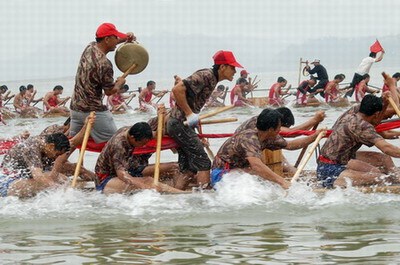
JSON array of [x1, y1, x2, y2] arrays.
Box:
[[370, 39, 383, 53]]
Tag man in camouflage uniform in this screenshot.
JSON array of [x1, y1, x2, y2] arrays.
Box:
[[94, 122, 182, 194], [167, 50, 243, 188], [1, 133, 70, 198], [70, 23, 135, 143], [211, 108, 322, 188], [317, 94, 400, 188]]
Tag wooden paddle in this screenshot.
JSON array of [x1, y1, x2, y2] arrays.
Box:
[[199, 117, 238, 125], [199, 105, 235, 120], [291, 129, 326, 183], [221, 86, 229, 105], [3, 95, 14, 106], [153, 104, 165, 185], [154, 91, 169, 104], [0, 114, 6, 125], [183, 105, 235, 126], [294, 122, 320, 168], [71, 112, 95, 188], [57, 97, 70, 107], [113, 94, 136, 111], [388, 97, 400, 118], [197, 124, 215, 161]]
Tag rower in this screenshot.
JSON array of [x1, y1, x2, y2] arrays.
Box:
[[43, 85, 70, 116], [94, 122, 182, 195], [268, 77, 291, 107], [317, 92, 400, 188], [138, 81, 167, 111], [211, 108, 324, 187], [167, 50, 243, 188]]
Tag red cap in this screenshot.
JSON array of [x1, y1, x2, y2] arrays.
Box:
[[213, 50, 243, 68], [240, 70, 249, 76], [96, 23, 127, 39]]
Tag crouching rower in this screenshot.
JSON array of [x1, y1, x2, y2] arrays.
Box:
[[0, 117, 96, 198], [94, 122, 183, 195], [1, 133, 71, 198], [317, 93, 400, 188], [211, 108, 324, 188]]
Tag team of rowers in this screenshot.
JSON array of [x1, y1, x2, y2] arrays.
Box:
[[1, 22, 400, 200], [0, 81, 168, 119]]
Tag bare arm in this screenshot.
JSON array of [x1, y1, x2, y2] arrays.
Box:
[[247, 156, 290, 189], [138, 89, 146, 105], [285, 132, 321, 150], [379, 130, 400, 139], [27, 90, 37, 104], [383, 72, 399, 107], [104, 77, 126, 96], [13, 95, 22, 109], [282, 111, 325, 132], [172, 81, 192, 116], [375, 50, 385, 62], [375, 139, 400, 158]]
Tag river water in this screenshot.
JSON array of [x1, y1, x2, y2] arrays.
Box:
[[1, 69, 400, 264]]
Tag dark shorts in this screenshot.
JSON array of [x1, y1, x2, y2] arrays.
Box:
[[314, 79, 329, 97], [350, 73, 364, 88], [167, 118, 211, 173], [0, 173, 19, 197], [210, 168, 228, 187], [317, 162, 346, 188], [128, 165, 147, 178], [95, 176, 113, 192], [345, 73, 364, 97]]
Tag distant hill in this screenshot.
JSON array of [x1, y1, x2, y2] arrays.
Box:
[[2, 34, 398, 82]]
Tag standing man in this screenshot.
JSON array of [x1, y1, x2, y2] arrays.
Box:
[[305, 59, 329, 96], [167, 50, 243, 187], [69, 23, 135, 143], [345, 50, 385, 97]]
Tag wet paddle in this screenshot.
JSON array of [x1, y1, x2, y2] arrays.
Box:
[[153, 104, 165, 185], [291, 129, 326, 183], [154, 91, 169, 104], [3, 95, 14, 106], [183, 105, 235, 126], [199, 117, 238, 125], [388, 97, 400, 118], [221, 86, 229, 105], [199, 105, 235, 120], [71, 112, 95, 188], [197, 124, 215, 161]]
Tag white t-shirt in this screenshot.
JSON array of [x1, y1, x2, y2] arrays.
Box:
[[355, 57, 376, 75]]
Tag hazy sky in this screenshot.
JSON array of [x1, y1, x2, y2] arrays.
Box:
[[1, 0, 399, 82]]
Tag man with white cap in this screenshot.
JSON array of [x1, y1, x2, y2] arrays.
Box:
[[70, 23, 135, 143], [167, 50, 243, 188], [305, 59, 329, 96]]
